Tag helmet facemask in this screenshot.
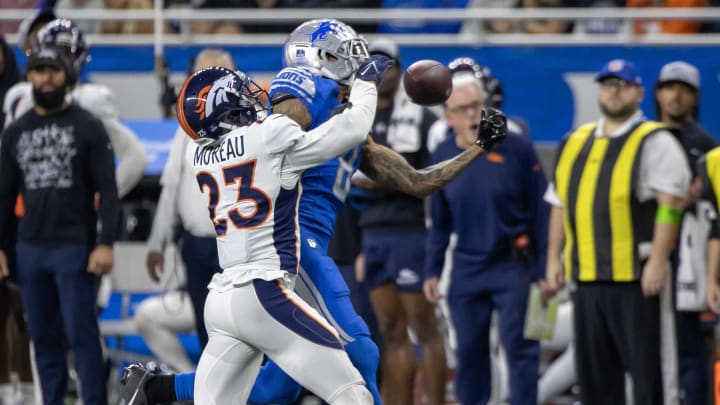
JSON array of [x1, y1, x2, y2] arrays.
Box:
[[218, 76, 268, 130]]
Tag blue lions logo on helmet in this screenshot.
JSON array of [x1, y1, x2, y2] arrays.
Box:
[[178, 67, 267, 143], [307, 20, 341, 43]]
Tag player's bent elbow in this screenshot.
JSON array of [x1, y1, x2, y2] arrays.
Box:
[[134, 300, 157, 335], [349, 130, 369, 148]]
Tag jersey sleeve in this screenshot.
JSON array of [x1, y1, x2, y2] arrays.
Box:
[[262, 115, 306, 155], [147, 128, 187, 252], [77, 84, 119, 119], [269, 67, 340, 129], [270, 67, 318, 106], [282, 79, 377, 172], [101, 118, 149, 198]]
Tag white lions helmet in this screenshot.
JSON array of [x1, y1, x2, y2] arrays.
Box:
[[283, 19, 369, 85]]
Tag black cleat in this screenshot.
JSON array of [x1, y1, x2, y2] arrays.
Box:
[[120, 363, 154, 405]]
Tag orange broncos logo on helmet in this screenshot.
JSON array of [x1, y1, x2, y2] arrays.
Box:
[[194, 85, 212, 120]]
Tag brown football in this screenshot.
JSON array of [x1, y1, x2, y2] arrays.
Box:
[[402, 59, 452, 106]]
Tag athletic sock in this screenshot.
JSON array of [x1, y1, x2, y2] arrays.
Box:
[[145, 374, 177, 403], [174, 372, 195, 401]]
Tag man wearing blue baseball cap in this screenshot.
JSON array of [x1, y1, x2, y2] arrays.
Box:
[[595, 58, 643, 86], [541, 58, 689, 405]]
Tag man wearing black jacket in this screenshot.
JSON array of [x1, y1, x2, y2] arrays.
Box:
[[0, 47, 118, 405], [655, 60, 718, 405]]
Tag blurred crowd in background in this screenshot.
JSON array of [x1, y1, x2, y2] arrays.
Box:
[[1, 0, 720, 36]]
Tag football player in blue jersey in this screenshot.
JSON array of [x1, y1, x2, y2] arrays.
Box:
[[121, 18, 507, 405]]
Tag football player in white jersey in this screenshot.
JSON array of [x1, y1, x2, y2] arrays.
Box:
[[177, 55, 393, 404], [3, 19, 148, 198]]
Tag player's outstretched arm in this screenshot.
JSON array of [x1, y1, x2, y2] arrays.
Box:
[[276, 79, 378, 172], [360, 107, 508, 199], [359, 137, 484, 199]]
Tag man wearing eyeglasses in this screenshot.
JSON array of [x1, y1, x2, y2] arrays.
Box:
[[542, 59, 689, 405], [422, 72, 549, 405]]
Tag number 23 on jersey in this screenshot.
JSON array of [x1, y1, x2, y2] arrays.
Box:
[[196, 159, 271, 237]]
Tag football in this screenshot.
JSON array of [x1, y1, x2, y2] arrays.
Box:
[[402, 59, 453, 106]]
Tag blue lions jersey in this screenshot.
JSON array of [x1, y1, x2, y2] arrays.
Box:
[[269, 67, 363, 251]]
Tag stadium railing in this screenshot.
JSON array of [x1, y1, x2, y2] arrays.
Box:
[[2, 6, 720, 46]]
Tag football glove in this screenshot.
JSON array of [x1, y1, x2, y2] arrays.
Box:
[[356, 54, 394, 84], [476, 107, 507, 151]]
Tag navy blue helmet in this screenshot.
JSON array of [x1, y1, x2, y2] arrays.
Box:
[[35, 19, 90, 81], [177, 66, 267, 142], [17, 8, 57, 52], [448, 57, 504, 110]]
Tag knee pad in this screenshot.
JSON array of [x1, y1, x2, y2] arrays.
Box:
[[329, 382, 373, 405], [133, 303, 154, 334], [345, 336, 379, 382]]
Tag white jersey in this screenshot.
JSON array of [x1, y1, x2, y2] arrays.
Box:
[[3, 82, 149, 197], [187, 79, 377, 288]]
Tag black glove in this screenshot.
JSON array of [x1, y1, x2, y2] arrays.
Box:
[[356, 54, 394, 84], [476, 107, 507, 151]]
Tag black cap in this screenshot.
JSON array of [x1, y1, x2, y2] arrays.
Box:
[[26, 47, 68, 72]]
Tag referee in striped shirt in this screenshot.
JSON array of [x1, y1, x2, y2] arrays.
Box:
[[542, 59, 690, 405]]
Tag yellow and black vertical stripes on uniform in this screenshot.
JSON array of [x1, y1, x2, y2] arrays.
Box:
[[554, 121, 665, 282], [705, 147, 720, 214]]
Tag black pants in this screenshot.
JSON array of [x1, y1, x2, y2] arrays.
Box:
[[676, 310, 710, 405], [17, 242, 106, 405], [573, 282, 663, 405]]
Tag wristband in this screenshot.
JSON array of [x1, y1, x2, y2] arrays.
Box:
[[655, 204, 682, 225]]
